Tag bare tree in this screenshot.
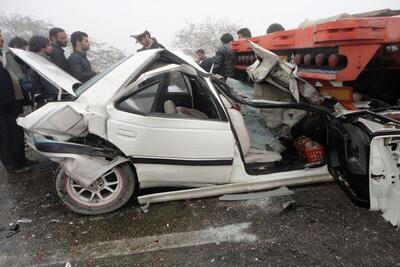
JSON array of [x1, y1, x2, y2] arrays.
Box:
[[0, 13, 51, 40], [87, 41, 125, 71], [173, 18, 239, 57], [0, 13, 125, 70]]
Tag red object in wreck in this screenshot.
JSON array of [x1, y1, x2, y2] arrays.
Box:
[[303, 145, 325, 163], [294, 136, 325, 163], [231, 10, 400, 108]]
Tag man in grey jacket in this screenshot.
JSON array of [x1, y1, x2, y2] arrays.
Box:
[[68, 31, 96, 83]]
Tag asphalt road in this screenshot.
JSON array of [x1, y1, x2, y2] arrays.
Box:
[[1, 153, 399, 267]]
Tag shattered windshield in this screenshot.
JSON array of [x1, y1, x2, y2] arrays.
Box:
[[74, 56, 130, 96]]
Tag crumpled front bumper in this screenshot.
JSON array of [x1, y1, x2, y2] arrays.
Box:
[[25, 132, 128, 187]]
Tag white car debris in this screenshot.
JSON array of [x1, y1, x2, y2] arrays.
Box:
[[10, 46, 400, 226]]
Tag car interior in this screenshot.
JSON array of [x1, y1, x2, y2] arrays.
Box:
[[211, 77, 327, 175], [119, 69, 224, 121], [119, 57, 326, 175]]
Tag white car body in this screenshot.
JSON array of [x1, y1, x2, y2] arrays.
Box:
[[10, 48, 400, 225]]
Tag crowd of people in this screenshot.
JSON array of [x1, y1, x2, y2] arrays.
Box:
[[0, 27, 99, 173], [0, 23, 285, 174]]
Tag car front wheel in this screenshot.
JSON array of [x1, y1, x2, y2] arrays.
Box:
[[56, 163, 136, 215]]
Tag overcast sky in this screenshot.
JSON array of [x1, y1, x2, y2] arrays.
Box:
[[0, 0, 398, 54]]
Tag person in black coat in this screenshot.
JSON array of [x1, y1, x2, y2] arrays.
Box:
[[0, 58, 34, 173], [28, 35, 60, 104], [212, 33, 234, 80], [68, 31, 96, 83], [49, 27, 72, 74], [195, 49, 214, 73]]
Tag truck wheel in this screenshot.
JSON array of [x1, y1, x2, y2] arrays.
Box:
[[55, 163, 136, 215]]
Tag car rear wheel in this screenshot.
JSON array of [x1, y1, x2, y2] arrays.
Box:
[[56, 163, 136, 215]]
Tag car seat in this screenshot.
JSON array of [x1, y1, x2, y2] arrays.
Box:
[[219, 95, 282, 163], [164, 100, 208, 119]]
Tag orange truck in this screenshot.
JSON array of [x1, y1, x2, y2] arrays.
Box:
[[231, 10, 400, 109]]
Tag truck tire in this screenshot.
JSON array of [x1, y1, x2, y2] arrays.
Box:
[[55, 163, 136, 215]]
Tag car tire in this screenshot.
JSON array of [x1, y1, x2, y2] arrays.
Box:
[[55, 163, 136, 215]]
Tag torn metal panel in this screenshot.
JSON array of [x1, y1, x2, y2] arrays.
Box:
[[254, 82, 306, 137], [246, 41, 322, 104], [245, 42, 322, 137]]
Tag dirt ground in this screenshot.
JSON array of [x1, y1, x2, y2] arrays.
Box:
[[1, 152, 399, 267]]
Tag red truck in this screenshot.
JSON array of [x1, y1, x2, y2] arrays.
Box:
[[231, 9, 400, 109]]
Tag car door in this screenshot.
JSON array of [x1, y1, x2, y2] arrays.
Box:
[[327, 113, 400, 226], [106, 64, 235, 187]]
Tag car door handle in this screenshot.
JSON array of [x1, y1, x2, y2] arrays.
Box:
[[116, 129, 137, 139]]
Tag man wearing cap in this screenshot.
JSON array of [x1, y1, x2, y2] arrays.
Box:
[[131, 30, 165, 52]]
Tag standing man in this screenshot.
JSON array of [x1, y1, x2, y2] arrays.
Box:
[[5, 37, 30, 114], [29, 35, 59, 104], [237, 28, 252, 39], [0, 32, 35, 173], [131, 30, 164, 52], [49, 27, 71, 74], [68, 31, 96, 83], [212, 33, 235, 81], [195, 49, 214, 72]]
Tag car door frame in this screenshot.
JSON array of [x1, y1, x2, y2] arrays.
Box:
[[106, 64, 236, 188]]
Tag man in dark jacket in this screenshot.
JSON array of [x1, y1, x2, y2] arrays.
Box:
[[49, 27, 71, 74], [212, 33, 234, 80], [28, 35, 60, 104], [68, 31, 96, 83], [0, 55, 33, 173], [195, 49, 214, 72], [131, 30, 165, 52], [7, 37, 32, 112]]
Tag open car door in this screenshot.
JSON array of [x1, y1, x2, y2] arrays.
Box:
[[327, 111, 400, 226]]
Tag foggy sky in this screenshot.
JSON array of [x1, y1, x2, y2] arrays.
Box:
[[0, 0, 398, 54]]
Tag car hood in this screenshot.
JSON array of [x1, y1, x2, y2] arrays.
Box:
[[10, 48, 79, 97]]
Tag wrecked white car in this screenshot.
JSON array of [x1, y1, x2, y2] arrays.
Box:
[[10, 46, 400, 227]]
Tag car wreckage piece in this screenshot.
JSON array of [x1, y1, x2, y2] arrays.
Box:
[[10, 47, 400, 226], [245, 42, 324, 137]]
